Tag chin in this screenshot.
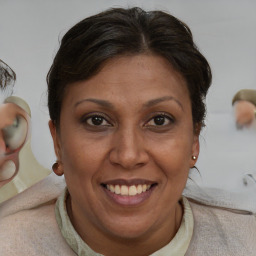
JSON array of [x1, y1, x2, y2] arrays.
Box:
[[101, 215, 155, 240]]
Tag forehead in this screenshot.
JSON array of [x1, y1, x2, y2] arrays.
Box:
[[63, 54, 190, 108]]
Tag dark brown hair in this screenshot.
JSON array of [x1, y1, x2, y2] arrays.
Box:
[[0, 59, 16, 91], [47, 7, 212, 128]]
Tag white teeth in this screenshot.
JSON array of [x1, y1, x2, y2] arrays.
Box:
[[114, 185, 121, 194], [128, 185, 137, 196], [120, 185, 128, 195], [105, 184, 152, 196], [137, 185, 142, 194], [109, 185, 115, 193]]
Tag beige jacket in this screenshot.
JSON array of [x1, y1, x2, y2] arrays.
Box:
[[0, 173, 255, 256]]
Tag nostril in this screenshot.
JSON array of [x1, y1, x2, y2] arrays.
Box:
[[109, 148, 149, 170]]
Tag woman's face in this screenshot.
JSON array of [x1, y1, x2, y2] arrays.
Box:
[[50, 55, 199, 242]]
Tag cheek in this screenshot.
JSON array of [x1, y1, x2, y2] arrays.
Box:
[[60, 136, 102, 204], [60, 131, 107, 180], [150, 133, 193, 178]]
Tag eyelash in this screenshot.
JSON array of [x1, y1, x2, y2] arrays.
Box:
[[145, 112, 174, 128], [81, 113, 111, 128], [81, 112, 174, 129]]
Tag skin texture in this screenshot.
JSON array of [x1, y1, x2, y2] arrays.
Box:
[[50, 54, 199, 256], [234, 100, 256, 128], [0, 103, 29, 186]]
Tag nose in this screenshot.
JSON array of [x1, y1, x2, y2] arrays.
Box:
[[109, 127, 149, 170]]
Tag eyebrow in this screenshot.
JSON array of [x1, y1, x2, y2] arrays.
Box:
[[74, 98, 114, 109], [143, 96, 184, 111], [75, 96, 183, 110]]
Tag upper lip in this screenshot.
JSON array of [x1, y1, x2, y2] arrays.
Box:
[[101, 179, 157, 186]]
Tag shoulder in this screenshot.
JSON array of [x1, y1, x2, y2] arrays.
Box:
[[186, 199, 256, 255], [183, 182, 256, 255], [0, 174, 75, 255], [183, 181, 256, 213], [189, 198, 256, 224], [0, 173, 65, 217]]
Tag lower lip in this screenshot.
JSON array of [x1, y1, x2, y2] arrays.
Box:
[[102, 185, 156, 206]]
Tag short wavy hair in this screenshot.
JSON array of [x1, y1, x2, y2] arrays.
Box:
[[47, 7, 212, 129]]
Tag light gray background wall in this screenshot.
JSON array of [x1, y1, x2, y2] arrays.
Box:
[[1, 0, 256, 192]]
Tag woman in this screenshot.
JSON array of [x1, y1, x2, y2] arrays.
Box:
[[0, 7, 255, 255]]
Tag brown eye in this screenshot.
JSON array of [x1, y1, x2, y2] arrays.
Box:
[[91, 116, 104, 126], [147, 115, 173, 126], [2, 115, 28, 151], [86, 115, 110, 126], [153, 116, 165, 125]]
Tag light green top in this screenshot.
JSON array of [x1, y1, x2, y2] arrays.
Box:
[[55, 188, 194, 256]]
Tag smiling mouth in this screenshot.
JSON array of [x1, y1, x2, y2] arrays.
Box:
[[101, 183, 157, 196]]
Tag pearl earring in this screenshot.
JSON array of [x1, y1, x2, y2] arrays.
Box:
[[192, 156, 197, 160]]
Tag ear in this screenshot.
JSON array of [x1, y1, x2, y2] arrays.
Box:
[[49, 120, 62, 161], [49, 120, 64, 176], [190, 124, 201, 168]]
